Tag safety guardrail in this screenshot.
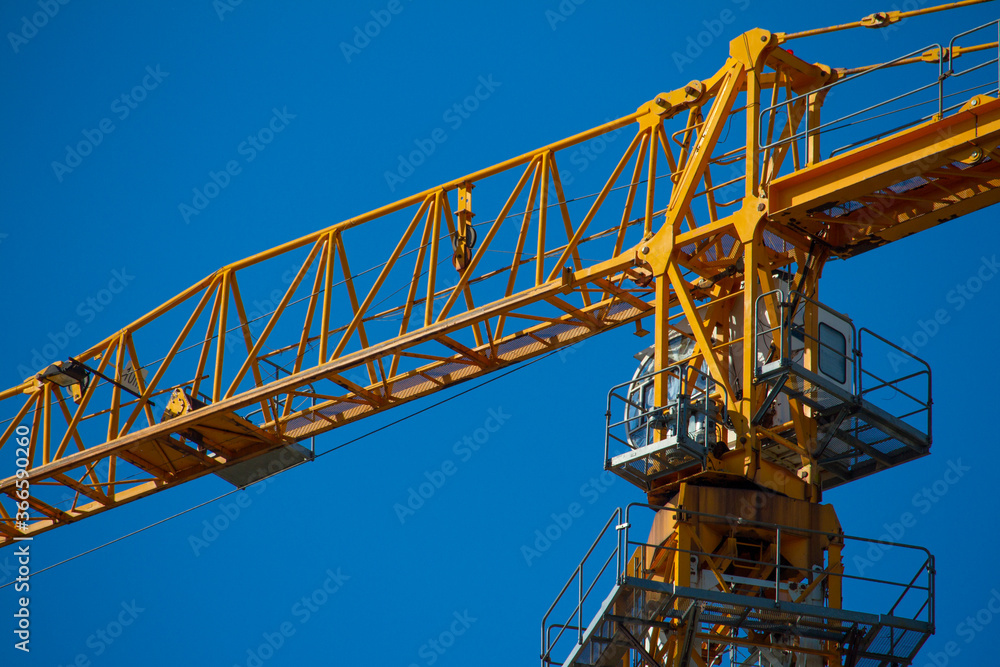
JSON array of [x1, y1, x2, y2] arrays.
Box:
[[759, 21, 1000, 163], [753, 287, 931, 439], [604, 362, 728, 487], [541, 502, 936, 667]]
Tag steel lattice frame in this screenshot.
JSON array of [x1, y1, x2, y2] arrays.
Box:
[[2, 20, 999, 667]]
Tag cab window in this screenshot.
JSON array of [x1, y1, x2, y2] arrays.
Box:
[[819, 322, 847, 384]]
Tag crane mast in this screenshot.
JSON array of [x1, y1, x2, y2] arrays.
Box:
[[2, 3, 999, 664]]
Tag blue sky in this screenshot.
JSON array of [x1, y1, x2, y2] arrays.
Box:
[[1, 1, 1000, 665]]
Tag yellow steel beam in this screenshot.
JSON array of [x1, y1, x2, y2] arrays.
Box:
[[1, 11, 996, 549]]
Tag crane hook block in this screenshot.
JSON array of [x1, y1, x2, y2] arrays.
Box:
[[453, 181, 476, 272]]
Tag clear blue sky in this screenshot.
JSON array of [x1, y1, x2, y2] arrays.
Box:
[[1, 1, 999, 665]]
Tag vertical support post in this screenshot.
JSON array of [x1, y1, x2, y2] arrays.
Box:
[[806, 91, 822, 166], [730, 30, 774, 201], [775, 528, 782, 603], [617, 509, 625, 584], [728, 29, 773, 478], [828, 540, 843, 611], [644, 130, 658, 236], [938, 48, 945, 119], [745, 53, 762, 200], [41, 383, 51, 465], [319, 232, 335, 364], [676, 519, 692, 588], [107, 336, 125, 441], [801, 295, 819, 485], [537, 156, 549, 286], [214, 270, 231, 402], [671, 507, 694, 667], [741, 232, 762, 475], [928, 554, 936, 628], [652, 274, 672, 439], [803, 97, 810, 163], [426, 195, 441, 328]]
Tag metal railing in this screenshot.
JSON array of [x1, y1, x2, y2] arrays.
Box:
[[620, 503, 934, 625], [858, 327, 933, 440], [948, 19, 1000, 82], [760, 43, 944, 155], [541, 502, 936, 666], [759, 20, 1000, 163], [540, 508, 624, 666], [604, 363, 729, 490], [753, 287, 934, 449], [606, 362, 726, 456], [244, 357, 318, 454]]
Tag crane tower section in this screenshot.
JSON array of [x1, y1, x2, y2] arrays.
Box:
[[537, 9, 1000, 667]]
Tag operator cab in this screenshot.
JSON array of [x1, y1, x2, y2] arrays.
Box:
[[604, 284, 933, 492]]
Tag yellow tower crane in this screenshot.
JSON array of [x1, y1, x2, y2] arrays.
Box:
[[2, 2, 999, 664]]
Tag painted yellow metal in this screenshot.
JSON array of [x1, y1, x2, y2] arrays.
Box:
[[632, 484, 845, 664], [0, 31, 993, 667], [776, 0, 992, 43]]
